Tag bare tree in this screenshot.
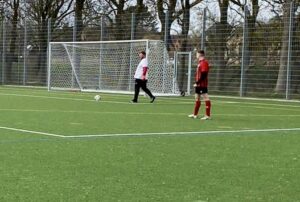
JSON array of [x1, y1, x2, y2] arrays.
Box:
[[156, 0, 203, 50], [27, 0, 74, 83], [176, 0, 191, 92], [275, 0, 294, 93], [214, 0, 230, 90], [75, 0, 86, 41], [4, 0, 20, 83], [291, 1, 300, 94], [231, 0, 259, 94], [275, 0, 300, 93]]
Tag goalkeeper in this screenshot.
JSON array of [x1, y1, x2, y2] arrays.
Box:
[[131, 51, 156, 103]]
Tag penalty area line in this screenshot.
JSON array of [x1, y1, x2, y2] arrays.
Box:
[[1, 126, 300, 139], [0, 126, 64, 138], [66, 128, 300, 138]]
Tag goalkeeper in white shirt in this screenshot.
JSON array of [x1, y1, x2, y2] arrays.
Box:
[[131, 51, 156, 103]]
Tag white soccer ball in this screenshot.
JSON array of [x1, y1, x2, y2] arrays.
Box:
[[94, 94, 101, 101]]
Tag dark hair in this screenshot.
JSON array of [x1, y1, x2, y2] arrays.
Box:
[[197, 50, 205, 55], [140, 51, 146, 56]]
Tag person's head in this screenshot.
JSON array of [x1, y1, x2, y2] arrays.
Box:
[[139, 51, 146, 59], [196, 50, 205, 60]]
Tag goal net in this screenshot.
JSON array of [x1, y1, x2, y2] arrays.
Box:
[[48, 39, 179, 95]]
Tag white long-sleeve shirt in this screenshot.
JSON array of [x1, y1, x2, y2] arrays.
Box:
[[134, 58, 148, 79]]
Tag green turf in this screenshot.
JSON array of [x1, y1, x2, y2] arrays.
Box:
[[0, 86, 300, 201]]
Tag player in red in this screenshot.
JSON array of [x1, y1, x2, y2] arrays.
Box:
[[188, 50, 211, 120]]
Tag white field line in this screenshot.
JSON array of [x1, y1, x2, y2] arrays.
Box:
[[0, 92, 186, 105], [1, 92, 300, 114], [1, 126, 300, 139], [1, 85, 300, 103], [224, 101, 300, 109], [1, 92, 300, 108], [0, 126, 64, 138], [211, 95, 300, 103], [52, 128, 300, 138], [1, 108, 300, 117], [0, 92, 130, 104]]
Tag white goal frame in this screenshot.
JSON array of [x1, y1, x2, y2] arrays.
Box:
[[47, 39, 179, 96]]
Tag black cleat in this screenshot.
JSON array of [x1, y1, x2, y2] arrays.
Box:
[[150, 96, 156, 103], [131, 100, 137, 103]]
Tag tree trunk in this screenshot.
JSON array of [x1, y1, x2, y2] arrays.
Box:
[[215, 0, 229, 90], [178, 0, 190, 93], [115, 0, 125, 40], [6, 0, 19, 83], [75, 0, 85, 41], [291, 5, 300, 94], [275, 1, 292, 93], [36, 19, 48, 84], [242, 0, 259, 95], [157, 0, 176, 51]]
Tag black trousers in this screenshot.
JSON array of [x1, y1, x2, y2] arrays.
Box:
[[133, 79, 154, 102]]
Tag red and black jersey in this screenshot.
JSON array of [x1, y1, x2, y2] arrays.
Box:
[[195, 59, 209, 88]]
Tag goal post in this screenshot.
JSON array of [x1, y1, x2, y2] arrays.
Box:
[[48, 39, 179, 96]]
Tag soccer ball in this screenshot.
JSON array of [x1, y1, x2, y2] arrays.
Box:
[[94, 94, 101, 101]]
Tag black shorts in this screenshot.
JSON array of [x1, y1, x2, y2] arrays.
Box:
[[195, 87, 208, 94]]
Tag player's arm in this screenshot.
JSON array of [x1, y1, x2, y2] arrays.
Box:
[[142, 66, 148, 80]]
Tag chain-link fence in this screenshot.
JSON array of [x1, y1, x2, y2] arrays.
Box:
[[0, 2, 299, 99]]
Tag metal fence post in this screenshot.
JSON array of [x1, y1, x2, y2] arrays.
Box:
[[47, 18, 51, 91], [23, 19, 27, 85], [100, 16, 104, 41], [2, 20, 5, 84], [201, 8, 207, 51], [286, 0, 294, 100], [129, 13, 136, 91], [164, 11, 169, 44], [162, 11, 169, 93], [99, 16, 104, 90], [240, 5, 249, 97], [131, 12, 135, 40]]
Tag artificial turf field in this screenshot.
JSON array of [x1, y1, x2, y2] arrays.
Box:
[[0, 86, 300, 202]]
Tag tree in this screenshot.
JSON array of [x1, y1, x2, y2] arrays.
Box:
[[27, 0, 74, 83], [214, 0, 230, 91], [86, 0, 157, 40], [4, 0, 20, 83], [177, 0, 191, 93], [75, 0, 86, 41], [156, 0, 203, 50], [231, 0, 259, 95], [291, 1, 300, 94], [275, 0, 300, 94]]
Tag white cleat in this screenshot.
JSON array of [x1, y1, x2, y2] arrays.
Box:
[[188, 114, 198, 119], [200, 116, 211, 120]]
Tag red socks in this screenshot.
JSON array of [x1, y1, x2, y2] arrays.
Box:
[[205, 100, 211, 117], [193, 100, 211, 117], [193, 100, 201, 115]]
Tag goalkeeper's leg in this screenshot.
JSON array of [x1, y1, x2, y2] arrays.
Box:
[[141, 80, 155, 102], [132, 79, 141, 102]]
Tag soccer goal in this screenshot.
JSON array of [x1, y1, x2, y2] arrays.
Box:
[[48, 39, 179, 96]]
